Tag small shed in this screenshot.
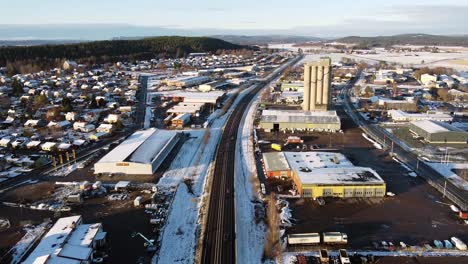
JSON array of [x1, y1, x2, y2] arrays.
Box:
[[134, 196, 143, 207], [114, 181, 130, 191]]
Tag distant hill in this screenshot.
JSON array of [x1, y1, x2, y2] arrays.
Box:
[[335, 34, 468, 47], [0, 39, 87, 47], [0, 36, 247, 74], [210, 35, 322, 45]]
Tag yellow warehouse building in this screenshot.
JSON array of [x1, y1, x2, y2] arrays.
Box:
[[265, 152, 386, 199]]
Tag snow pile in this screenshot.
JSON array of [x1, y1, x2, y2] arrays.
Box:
[[427, 163, 468, 191], [362, 133, 383, 149], [49, 160, 86, 177], [278, 200, 293, 227]]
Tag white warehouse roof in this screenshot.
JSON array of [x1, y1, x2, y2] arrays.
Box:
[[97, 128, 179, 164]]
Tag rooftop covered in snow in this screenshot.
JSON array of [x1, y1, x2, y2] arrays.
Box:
[[97, 128, 179, 164], [283, 151, 385, 185]]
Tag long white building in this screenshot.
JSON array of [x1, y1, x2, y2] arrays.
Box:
[[94, 128, 180, 175], [388, 109, 453, 122]]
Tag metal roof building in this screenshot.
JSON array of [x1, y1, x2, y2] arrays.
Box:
[[409, 120, 468, 144], [23, 215, 106, 264], [262, 151, 386, 199], [259, 109, 341, 132], [94, 128, 181, 175]]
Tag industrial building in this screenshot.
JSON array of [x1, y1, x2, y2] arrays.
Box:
[[303, 58, 332, 111], [262, 152, 292, 178], [94, 128, 181, 175], [165, 76, 210, 87], [388, 109, 453, 122], [23, 215, 106, 264], [154, 90, 225, 105], [281, 81, 304, 92], [258, 109, 341, 132], [263, 151, 386, 199], [409, 120, 468, 144]]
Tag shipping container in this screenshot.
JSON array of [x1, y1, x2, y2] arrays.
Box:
[[459, 211, 468, 219], [287, 233, 320, 245], [286, 136, 303, 144]]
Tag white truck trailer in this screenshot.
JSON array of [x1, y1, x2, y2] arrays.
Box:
[[322, 232, 348, 244], [287, 233, 320, 245]]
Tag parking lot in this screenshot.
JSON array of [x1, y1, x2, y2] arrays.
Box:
[[257, 106, 468, 251], [0, 173, 175, 263]]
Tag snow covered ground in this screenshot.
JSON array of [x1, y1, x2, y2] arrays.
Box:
[[10, 221, 51, 264], [144, 107, 152, 129], [270, 45, 468, 71], [155, 85, 259, 264], [427, 163, 468, 191], [235, 80, 266, 263]]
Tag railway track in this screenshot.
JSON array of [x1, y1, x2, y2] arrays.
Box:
[[201, 56, 301, 264], [201, 84, 262, 264]]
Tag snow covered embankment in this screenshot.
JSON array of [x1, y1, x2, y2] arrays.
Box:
[[235, 85, 266, 263], [362, 133, 383, 150]]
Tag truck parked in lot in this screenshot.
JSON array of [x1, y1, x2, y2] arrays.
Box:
[[322, 232, 348, 244], [319, 249, 329, 263], [339, 249, 351, 264], [287, 233, 320, 245], [451, 237, 467, 250]]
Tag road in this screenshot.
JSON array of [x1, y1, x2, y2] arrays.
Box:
[[201, 56, 302, 264], [341, 73, 468, 211]]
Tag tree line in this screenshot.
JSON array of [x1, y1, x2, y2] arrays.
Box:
[[0, 36, 248, 75]]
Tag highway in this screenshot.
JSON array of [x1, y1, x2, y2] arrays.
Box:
[[201, 55, 302, 264], [341, 74, 468, 211]]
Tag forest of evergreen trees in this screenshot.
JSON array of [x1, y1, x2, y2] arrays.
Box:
[[0, 36, 248, 75]]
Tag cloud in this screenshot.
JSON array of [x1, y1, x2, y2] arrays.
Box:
[[289, 5, 468, 37]]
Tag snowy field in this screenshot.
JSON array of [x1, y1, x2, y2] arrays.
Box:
[[427, 163, 468, 191], [270, 43, 468, 71]]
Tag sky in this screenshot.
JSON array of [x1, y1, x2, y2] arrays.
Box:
[[1, 0, 467, 39]]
